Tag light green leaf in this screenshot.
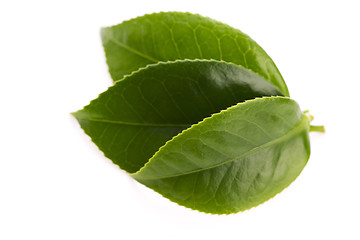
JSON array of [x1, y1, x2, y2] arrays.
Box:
[[101, 12, 289, 96], [72, 60, 283, 173], [133, 97, 311, 214]]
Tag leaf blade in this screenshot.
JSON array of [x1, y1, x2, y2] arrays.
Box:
[[132, 97, 310, 214], [73, 60, 283, 173], [101, 12, 289, 96]]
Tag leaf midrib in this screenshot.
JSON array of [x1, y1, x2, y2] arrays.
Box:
[[132, 115, 309, 180], [74, 115, 190, 128]]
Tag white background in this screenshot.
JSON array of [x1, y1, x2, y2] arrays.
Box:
[[1, 0, 359, 239]]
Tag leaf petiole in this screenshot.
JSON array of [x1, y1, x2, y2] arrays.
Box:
[[310, 125, 325, 132]]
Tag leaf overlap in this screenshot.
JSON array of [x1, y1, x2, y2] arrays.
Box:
[[73, 12, 322, 214]]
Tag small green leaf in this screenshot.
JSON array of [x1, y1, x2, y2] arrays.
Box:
[[101, 12, 289, 96], [133, 97, 311, 214], [72, 60, 283, 173]]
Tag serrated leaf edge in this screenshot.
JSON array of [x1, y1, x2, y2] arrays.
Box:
[[136, 161, 309, 215], [113, 59, 283, 95]]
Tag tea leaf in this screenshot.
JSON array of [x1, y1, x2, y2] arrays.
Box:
[[73, 60, 283, 173], [101, 12, 289, 96]]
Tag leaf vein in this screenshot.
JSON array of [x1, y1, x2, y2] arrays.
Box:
[[107, 36, 158, 62]]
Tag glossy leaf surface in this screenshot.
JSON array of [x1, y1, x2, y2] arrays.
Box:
[[101, 12, 289, 96], [133, 97, 311, 214], [72, 60, 283, 173]]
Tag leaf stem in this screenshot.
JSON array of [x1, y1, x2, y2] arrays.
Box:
[[310, 125, 325, 133]]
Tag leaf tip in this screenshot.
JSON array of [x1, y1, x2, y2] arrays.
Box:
[[70, 110, 84, 120]]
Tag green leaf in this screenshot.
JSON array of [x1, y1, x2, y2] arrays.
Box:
[[132, 97, 311, 214], [72, 60, 283, 173], [73, 12, 324, 214], [101, 12, 289, 96]]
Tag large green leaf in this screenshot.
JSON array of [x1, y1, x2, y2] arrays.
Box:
[[101, 12, 289, 96], [133, 97, 311, 214], [72, 60, 283, 173]]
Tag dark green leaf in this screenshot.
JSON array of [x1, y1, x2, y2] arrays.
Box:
[[101, 12, 289, 96], [133, 97, 311, 214], [72, 60, 283, 173]]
